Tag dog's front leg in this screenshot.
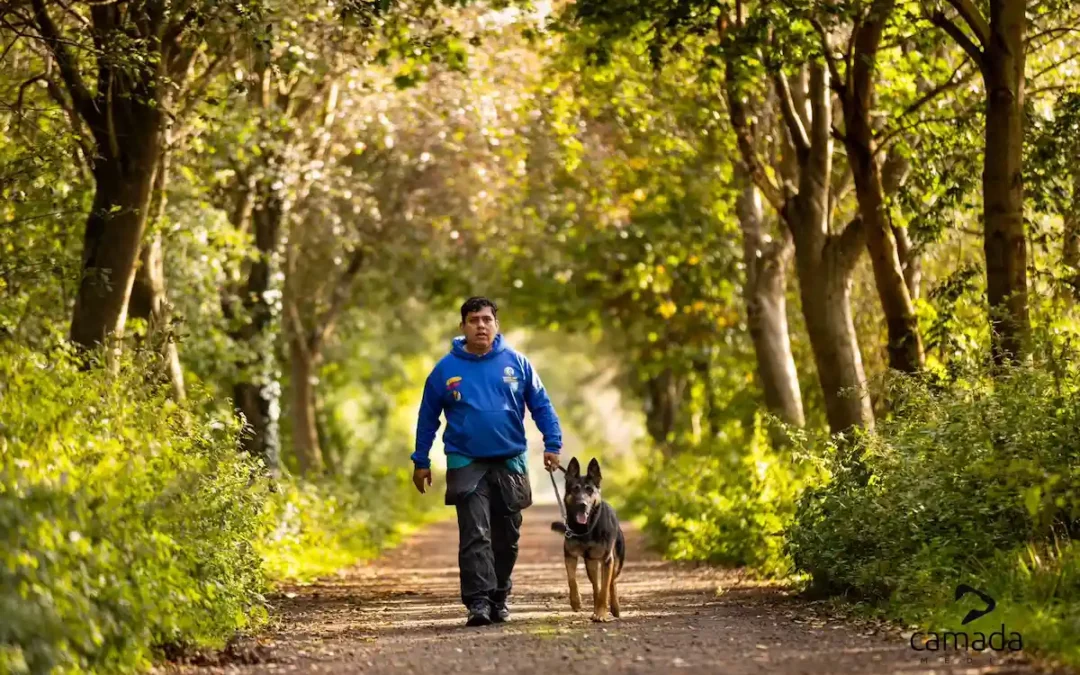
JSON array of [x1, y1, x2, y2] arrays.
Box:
[[585, 558, 605, 621], [593, 555, 616, 621], [565, 556, 582, 611]]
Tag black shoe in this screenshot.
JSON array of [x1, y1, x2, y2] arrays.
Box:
[[491, 600, 510, 623], [465, 601, 492, 627]]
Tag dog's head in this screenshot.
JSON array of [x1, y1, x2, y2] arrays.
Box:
[[563, 457, 602, 526]]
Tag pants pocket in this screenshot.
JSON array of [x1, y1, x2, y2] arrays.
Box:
[[494, 468, 532, 513]]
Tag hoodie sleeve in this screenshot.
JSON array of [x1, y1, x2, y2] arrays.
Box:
[[522, 357, 563, 453], [411, 370, 443, 469]]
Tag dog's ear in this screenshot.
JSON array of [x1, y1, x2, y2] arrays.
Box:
[[587, 458, 602, 485], [566, 457, 581, 478]]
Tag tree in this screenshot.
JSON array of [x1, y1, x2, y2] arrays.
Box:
[[736, 168, 804, 427], [817, 0, 925, 373], [727, 56, 873, 433], [4, 0, 257, 354], [567, 0, 874, 434], [930, 0, 1029, 364]]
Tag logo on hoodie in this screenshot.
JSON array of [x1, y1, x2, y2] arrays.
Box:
[[446, 376, 463, 401], [503, 366, 519, 393]]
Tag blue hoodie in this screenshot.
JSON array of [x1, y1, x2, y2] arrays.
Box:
[[411, 333, 562, 469]]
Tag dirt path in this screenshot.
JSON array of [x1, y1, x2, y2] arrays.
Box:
[[165, 505, 1049, 674]]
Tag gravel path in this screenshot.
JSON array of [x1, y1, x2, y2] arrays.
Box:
[[164, 505, 1054, 674]]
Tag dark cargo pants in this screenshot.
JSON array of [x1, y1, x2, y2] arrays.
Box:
[[446, 460, 532, 608]]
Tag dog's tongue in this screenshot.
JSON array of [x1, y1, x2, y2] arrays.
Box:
[[575, 512, 589, 525]]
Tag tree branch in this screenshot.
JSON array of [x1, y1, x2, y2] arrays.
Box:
[[773, 70, 811, 157], [0, 37, 18, 65], [287, 300, 313, 364], [14, 74, 48, 117], [311, 247, 366, 354], [809, 17, 845, 100], [945, 0, 990, 46], [44, 77, 94, 168], [170, 47, 233, 140], [892, 58, 973, 122], [1031, 49, 1080, 83], [876, 113, 974, 153], [1026, 21, 1080, 49], [725, 78, 786, 213], [28, 0, 97, 125], [931, 12, 985, 68]]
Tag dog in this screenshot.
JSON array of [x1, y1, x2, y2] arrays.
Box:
[[551, 457, 625, 622]]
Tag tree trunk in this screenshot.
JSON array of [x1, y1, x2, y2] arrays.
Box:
[[794, 239, 873, 434], [691, 351, 726, 439], [70, 128, 161, 350], [737, 172, 805, 427], [28, 0, 165, 353], [288, 336, 325, 475], [786, 65, 874, 434], [129, 148, 185, 400], [230, 183, 285, 472], [894, 224, 921, 301], [644, 367, 683, 449], [983, 0, 1029, 364], [726, 52, 873, 434], [843, 0, 924, 373], [846, 121, 924, 376], [1062, 144, 1080, 299]]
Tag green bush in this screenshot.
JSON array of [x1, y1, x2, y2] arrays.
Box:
[[0, 343, 269, 674], [620, 414, 822, 577], [787, 362, 1080, 665], [258, 469, 440, 583]]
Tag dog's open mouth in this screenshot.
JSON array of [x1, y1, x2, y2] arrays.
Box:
[[574, 511, 589, 525]]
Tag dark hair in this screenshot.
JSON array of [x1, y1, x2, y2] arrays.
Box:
[[460, 296, 498, 323]]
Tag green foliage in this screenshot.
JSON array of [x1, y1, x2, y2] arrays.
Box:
[[257, 475, 439, 583], [621, 415, 823, 577], [787, 359, 1080, 665], [0, 343, 268, 674], [0, 337, 443, 673]]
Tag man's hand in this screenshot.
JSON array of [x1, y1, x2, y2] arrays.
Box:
[[412, 468, 432, 494], [544, 452, 561, 472]]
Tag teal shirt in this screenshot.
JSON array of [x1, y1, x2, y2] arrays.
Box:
[[446, 451, 529, 474]]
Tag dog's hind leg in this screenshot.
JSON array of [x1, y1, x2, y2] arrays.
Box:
[[585, 558, 602, 620], [565, 556, 582, 611], [609, 569, 620, 618]]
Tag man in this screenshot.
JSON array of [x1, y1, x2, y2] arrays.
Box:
[[412, 296, 563, 627]]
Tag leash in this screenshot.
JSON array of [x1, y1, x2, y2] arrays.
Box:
[[549, 464, 568, 527]]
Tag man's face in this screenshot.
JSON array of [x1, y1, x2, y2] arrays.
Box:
[[461, 306, 498, 352]]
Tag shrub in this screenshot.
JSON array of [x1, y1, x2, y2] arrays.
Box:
[[788, 364, 1080, 598], [0, 343, 269, 674], [257, 468, 438, 584], [787, 362, 1080, 666], [620, 414, 822, 577]]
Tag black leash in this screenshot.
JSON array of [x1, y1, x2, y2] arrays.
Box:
[[549, 464, 568, 528]]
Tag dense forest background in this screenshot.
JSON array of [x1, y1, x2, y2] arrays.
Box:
[[3, 0, 1080, 671]]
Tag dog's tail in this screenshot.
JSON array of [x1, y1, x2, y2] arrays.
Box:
[[551, 521, 566, 534]]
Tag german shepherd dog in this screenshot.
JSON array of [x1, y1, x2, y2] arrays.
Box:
[[551, 457, 626, 622]]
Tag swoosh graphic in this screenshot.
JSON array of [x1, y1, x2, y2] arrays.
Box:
[[955, 584, 996, 625]]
